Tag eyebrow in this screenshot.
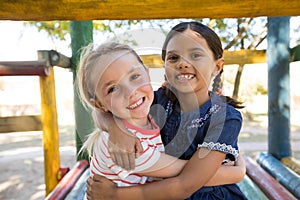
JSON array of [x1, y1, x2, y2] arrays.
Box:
[[167, 47, 206, 55], [102, 65, 143, 88]]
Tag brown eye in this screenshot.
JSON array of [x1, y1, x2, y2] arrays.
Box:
[[107, 85, 118, 94], [167, 55, 179, 62]]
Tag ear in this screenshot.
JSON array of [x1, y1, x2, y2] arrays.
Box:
[[213, 58, 224, 76], [90, 98, 109, 112], [216, 58, 224, 71]]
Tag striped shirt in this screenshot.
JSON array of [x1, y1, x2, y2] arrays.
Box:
[[90, 116, 164, 187]]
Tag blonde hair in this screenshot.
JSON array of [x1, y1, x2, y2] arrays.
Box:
[[76, 41, 145, 157], [77, 41, 144, 110]]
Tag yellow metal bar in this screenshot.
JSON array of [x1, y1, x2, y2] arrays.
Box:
[[39, 66, 60, 195]]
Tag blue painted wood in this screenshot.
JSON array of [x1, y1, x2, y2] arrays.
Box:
[[237, 175, 268, 200], [267, 17, 292, 159], [65, 169, 89, 200], [257, 152, 300, 199]]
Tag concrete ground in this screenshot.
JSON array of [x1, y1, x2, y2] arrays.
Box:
[[0, 116, 300, 200]]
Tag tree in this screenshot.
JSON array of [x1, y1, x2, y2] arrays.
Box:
[[25, 18, 299, 99]]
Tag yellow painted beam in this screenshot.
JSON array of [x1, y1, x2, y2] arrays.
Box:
[[39, 67, 60, 195], [224, 49, 266, 65], [0, 115, 41, 133], [140, 54, 163, 68], [0, 0, 299, 21], [281, 157, 300, 176], [141, 50, 267, 68]]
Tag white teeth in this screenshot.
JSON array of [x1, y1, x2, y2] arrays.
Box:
[[128, 98, 143, 109], [177, 74, 195, 80]]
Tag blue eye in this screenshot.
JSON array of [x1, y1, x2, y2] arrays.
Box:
[[191, 53, 201, 59], [130, 74, 141, 80]]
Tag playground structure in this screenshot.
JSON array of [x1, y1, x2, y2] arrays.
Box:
[[1, 0, 300, 199]]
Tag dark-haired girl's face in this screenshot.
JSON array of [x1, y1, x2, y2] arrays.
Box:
[[164, 29, 222, 95]]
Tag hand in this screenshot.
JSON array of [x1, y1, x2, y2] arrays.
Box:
[[235, 155, 245, 167], [235, 155, 246, 174], [222, 158, 235, 166], [92, 110, 143, 170], [86, 174, 117, 200], [108, 120, 143, 170]]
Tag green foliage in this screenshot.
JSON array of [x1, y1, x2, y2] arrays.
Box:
[[23, 18, 269, 51], [24, 21, 70, 41], [255, 83, 268, 95], [24, 17, 300, 51]]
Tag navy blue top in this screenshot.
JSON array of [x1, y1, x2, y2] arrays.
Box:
[[150, 88, 247, 200]]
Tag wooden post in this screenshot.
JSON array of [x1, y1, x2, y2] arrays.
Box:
[[38, 51, 60, 195], [267, 17, 292, 159], [70, 21, 94, 161]]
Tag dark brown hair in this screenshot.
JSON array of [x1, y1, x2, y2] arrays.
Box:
[[162, 22, 244, 109]]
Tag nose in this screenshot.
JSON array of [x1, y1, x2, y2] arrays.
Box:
[[177, 57, 191, 69], [124, 83, 137, 99]]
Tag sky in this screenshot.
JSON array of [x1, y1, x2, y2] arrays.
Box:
[[0, 21, 71, 61], [0, 21, 166, 123], [0, 21, 166, 62], [0, 18, 299, 124], [0, 17, 299, 61]]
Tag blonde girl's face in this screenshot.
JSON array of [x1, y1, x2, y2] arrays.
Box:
[[93, 52, 154, 126], [164, 29, 223, 94]]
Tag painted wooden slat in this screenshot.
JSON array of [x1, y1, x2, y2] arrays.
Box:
[[0, 61, 49, 76], [237, 175, 268, 200], [0, 115, 42, 133], [0, 0, 299, 21], [39, 66, 60, 195], [244, 156, 297, 200], [141, 50, 267, 68]]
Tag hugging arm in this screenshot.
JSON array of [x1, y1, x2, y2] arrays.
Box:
[[205, 154, 245, 186], [92, 110, 143, 170], [87, 149, 246, 200]]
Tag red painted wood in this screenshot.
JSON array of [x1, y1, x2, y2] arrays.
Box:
[[45, 160, 89, 200], [244, 156, 297, 200], [0, 61, 49, 76]]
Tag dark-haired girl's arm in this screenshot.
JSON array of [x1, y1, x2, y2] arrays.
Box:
[[92, 110, 143, 170], [86, 150, 246, 200]]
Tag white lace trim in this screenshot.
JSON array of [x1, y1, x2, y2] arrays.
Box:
[[198, 142, 239, 159]]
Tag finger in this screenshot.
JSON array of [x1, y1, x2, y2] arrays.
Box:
[[128, 152, 135, 170], [86, 182, 91, 197], [135, 138, 144, 158], [86, 192, 91, 200], [92, 174, 103, 182], [114, 150, 125, 168], [121, 152, 132, 170], [86, 176, 92, 187], [109, 150, 117, 164]]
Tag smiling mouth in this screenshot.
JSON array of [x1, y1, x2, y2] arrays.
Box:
[[127, 97, 144, 110], [176, 74, 195, 81]]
